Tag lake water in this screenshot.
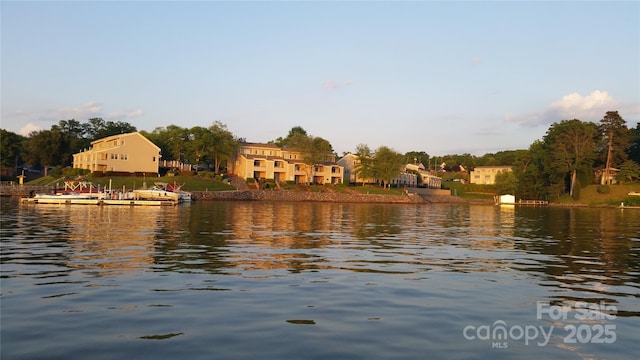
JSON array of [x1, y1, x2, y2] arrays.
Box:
[[1, 199, 638, 359]]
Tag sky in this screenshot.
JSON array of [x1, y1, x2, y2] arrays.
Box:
[[1, 1, 639, 157]]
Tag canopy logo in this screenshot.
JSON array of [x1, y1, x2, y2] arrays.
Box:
[[462, 301, 617, 349]]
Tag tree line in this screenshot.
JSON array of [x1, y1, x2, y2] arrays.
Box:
[[1, 111, 639, 199]]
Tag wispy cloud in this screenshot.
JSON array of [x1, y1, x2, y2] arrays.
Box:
[[106, 109, 144, 120], [54, 101, 104, 120], [505, 90, 638, 127], [322, 80, 355, 90], [3, 101, 145, 135], [18, 123, 43, 136]]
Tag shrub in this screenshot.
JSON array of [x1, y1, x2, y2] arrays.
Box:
[[597, 185, 611, 194]]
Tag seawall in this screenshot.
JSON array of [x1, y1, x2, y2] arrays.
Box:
[[191, 190, 468, 204]]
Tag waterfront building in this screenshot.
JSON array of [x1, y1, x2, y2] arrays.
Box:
[[230, 142, 343, 185], [72, 132, 161, 175], [469, 165, 512, 185]]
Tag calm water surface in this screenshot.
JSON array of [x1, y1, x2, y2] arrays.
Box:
[[1, 199, 638, 359]]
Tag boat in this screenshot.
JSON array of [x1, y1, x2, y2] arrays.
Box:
[[165, 182, 192, 202], [34, 192, 99, 200], [133, 182, 191, 202], [32, 180, 103, 200]]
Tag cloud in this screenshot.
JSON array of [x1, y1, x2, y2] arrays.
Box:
[[106, 109, 144, 120], [18, 123, 42, 136], [505, 90, 635, 127], [322, 80, 339, 89], [322, 80, 355, 90], [54, 101, 104, 120], [2, 101, 147, 135], [470, 57, 483, 65]]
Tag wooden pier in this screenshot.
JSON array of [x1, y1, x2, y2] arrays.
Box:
[[516, 199, 548, 206]]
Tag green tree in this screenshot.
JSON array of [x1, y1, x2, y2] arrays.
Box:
[[25, 129, 65, 176], [372, 146, 404, 189], [494, 150, 528, 165], [494, 170, 518, 195], [598, 111, 630, 184], [277, 127, 335, 184], [85, 117, 136, 140], [0, 129, 26, 169], [616, 160, 640, 182], [272, 126, 308, 147], [187, 126, 213, 168], [627, 122, 640, 164], [161, 125, 191, 162], [208, 121, 238, 173], [52, 119, 92, 167], [404, 151, 430, 167], [514, 141, 551, 200], [354, 144, 374, 186], [543, 119, 599, 198]]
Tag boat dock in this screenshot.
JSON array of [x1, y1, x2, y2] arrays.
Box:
[[515, 199, 548, 206], [20, 198, 178, 206], [494, 194, 548, 206]]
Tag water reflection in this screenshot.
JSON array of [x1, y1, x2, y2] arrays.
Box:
[[2, 200, 638, 314], [2, 199, 639, 359], [3, 204, 179, 277]]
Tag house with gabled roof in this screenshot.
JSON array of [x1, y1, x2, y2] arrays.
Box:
[[72, 132, 161, 175], [469, 165, 512, 185]]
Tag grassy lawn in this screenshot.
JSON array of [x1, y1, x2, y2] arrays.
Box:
[[279, 182, 405, 195], [444, 181, 640, 205], [554, 183, 640, 206], [442, 182, 495, 200]]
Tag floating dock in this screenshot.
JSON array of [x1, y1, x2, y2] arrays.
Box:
[[20, 198, 178, 206]]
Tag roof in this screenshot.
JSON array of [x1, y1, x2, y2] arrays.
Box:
[[90, 132, 160, 151], [240, 142, 281, 149]]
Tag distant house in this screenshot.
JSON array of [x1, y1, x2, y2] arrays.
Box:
[[230, 142, 343, 184], [337, 153, 374, 185], [405, 163, 442, 189], [72, 132, 161, 175], [337, 156, 442, 189], [469, 166, 512, 185]]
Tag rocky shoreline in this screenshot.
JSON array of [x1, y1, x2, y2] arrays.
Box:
[[191, 190, 471, 204]]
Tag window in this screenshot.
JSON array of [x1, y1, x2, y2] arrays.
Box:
[[110, 153, 117, 160]]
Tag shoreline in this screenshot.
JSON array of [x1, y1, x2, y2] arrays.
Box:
[[191, 190, 470, 204]]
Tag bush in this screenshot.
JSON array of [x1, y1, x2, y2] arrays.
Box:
[[597, 185, 611, 194], [198, 171, 216, 179]]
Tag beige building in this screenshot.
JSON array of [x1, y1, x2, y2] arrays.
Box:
[[469, 165, 512, 185], [73, 132, 161, 175], [405, 163, 442, 189], [230, 142, 343, 184], [337, 155, 442, 189], [337, 153, 374, 184]]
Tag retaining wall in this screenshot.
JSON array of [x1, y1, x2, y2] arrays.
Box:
[[192, 190, 466, 204]]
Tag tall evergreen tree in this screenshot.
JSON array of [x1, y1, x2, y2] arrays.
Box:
[[598, 111, 630, 184]]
